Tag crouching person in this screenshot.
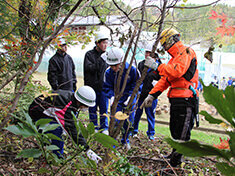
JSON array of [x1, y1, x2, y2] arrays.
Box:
[[28, 86, 101, 163]]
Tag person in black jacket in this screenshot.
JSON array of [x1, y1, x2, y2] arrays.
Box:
[[133, 44, 161, 141], [48, 39, 77, 91], [28, 86, 102, 163], [83, 32, 109, 134]]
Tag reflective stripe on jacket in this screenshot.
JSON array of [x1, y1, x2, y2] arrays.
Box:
[[149, 41, 198, 98]]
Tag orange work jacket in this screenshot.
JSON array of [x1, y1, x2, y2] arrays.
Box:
[[149, 41, 198, 98]]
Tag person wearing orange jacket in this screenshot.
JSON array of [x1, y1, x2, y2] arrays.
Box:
[[141, 28, 199, 167]]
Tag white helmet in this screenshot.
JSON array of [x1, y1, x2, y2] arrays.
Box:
[[95, 32, 109, 42], [106, 47, 124, 65], [145, 43, 156, 54], [58, 38, 67, 45], [74, 86, 96, 107]]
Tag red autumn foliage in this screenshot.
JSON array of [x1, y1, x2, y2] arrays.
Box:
[[4, 45, 11, 50], [213, 137, 230, 150], [209, 10, 235, 37], [208, 10, 218, 20]]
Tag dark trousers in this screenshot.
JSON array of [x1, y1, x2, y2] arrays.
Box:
[[169, 98, 194, 167]]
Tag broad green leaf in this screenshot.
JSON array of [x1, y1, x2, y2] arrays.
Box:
[[165, 138, 230, 160], [79, 121, 88, 139], [228, 132, 235, 156], [36, 119, 52, 127], [17, 148, 42, 158], [18, 123, 36, 137], [25, 112, 35, 130], [87, 123, 95, 135], [42, 124, 60, 133], [45, 133, 62, 141], [5, 125, 35, 137], [72, 111, 80, 135], [94, 133, 118, 151], [201, 83, 234, 126], [200, 111, 224, 124], [5, 125, 23, 135], [46, 145, 59, 151], [224, 86, 235, 124], [216, 162, 235, 176]]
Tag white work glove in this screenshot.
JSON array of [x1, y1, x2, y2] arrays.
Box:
[[152, 80, 158, 87], [86, 149, 102, 164], [101, 52, 107, 61], [110, 96, 114, 106], [144, 56, 159, 70], [140, 95, 155, 109], [124, 96, 131, 106]]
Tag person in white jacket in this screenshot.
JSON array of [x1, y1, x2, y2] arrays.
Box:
[[220, 77, 227, 91]]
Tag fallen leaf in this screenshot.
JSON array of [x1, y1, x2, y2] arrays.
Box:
[[115, 111, 128, 120]]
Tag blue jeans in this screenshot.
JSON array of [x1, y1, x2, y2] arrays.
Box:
[[89, 91, 108, 130], [133, 99, 158, 136], [45, 120, 64, 158]]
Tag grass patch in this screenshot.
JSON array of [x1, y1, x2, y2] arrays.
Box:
[[138, 121, 228, 145], [78, 111, 228, 146]]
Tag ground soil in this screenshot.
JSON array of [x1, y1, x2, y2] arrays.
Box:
[[0, 72, 223, 175], [0, 129, 220, 176]]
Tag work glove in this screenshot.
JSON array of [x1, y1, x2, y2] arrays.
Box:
[[140, 95, 154, 109], [86, 149, 102, 164], [101, 52, 107, 61], [152, 80, 158, 87], [144, 56, 159, 70], [110, 96, 114, 106], [124, 96, 131, 106]]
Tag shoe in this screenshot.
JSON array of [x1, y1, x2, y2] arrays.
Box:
[[133, 134, 138, 138], [123, 143, 131, 150], [101, 130, 109, 135], [169, 152, 182, 167], [169, 160, 182, 167], [148, 135, 155, 141], [163, 149, 176, 159], [163, 153, 172, 159]]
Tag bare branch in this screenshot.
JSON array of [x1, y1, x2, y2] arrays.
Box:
[[112, 0, 134, 24], [0, 0, 86, 131], [168, 0, 221, 9], [0, 71, 21, 90], [92, 6, 114, 34]]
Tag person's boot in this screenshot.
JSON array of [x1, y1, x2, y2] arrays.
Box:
[[148, 135, 155, 141], [163, 148, 176, 159], [169, 151, 182, 167]]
